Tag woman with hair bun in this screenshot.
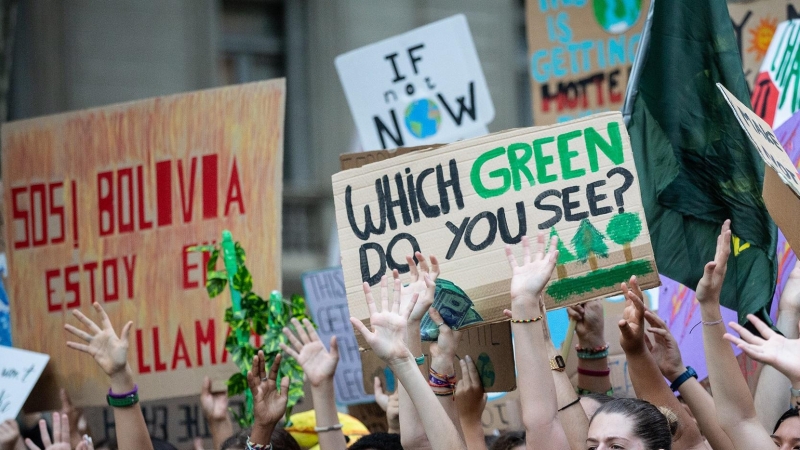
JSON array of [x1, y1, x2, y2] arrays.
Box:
[[587, 398, 677, 450]]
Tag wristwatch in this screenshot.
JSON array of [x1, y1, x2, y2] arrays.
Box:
[[550, 355, 566, 372], [670, 366, 697, 392]]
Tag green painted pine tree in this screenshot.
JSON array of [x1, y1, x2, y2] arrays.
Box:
[[572, 219, 609, 270], [607, 213, 643, 262], [550, 227, 576, 279]]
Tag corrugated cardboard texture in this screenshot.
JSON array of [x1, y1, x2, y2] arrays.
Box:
[[525, 0, 651, 125], [3, 80, 285, 410], [340, 145, 442, 171], [334, 112, 659, 329], [718, 83, 800, 254], [361, 321, 516, 393]]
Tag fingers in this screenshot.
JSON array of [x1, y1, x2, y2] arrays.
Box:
[[374, 376, 385, 398], [644, 334, 653, 352], [718, 220, 732, 262], [93, 302, 113, 331], [647, 326, 669, 337], [629, 276, 645, 303], [71, 309, 101, 334], [268, 353, 282, 385], [291, 318, 311, 344], [429, 255, 440, 279], [279, 374, 290, 397], [546, 235, 559, 262], [407, 255, 419, 282], [619, 319, 634, 340], [202, 376, 212, 396], [505, 244, 519, 269], [727, 321, 764, 345], [644, 310, 668, 329], [64, 324, 92, 342], [282, 326, 304, 354], [702, 261, 717, 280], [428, 307, 446, 328], [279, 343, 299, 360], [60, 388, 72, 411], [458, 359, 471, 390], [53, 412, 62, 445], [303, 318, 320, 342], [502, 309, 512, 319], [24, 439, 42, 450], [566, 306, 582, 321], [466, 355, 481, 389], [329, 335, 340, 361], [417, 252, 430, 274], [380, 275, 389, 313], [401, 294, 419, 322], [746, 314, 777, 339], [120, 321, 133, 346], [66, 341, 92, 354], [59, 413, 69, 444], [523, 235, 532, 265], [363, 282, 378, 317], [39, 419, 51, 448], [391, 277, 402, 314], [350, 317, 373, 340]]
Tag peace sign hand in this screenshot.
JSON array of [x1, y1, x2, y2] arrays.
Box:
[[64, 303, 132, 377]]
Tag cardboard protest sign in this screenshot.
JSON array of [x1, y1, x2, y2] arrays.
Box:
[[718, 83, 800, 255], [363, 321, 516, 393], [750, 20, 800, 129], [3, 80, 285, 410], [302, 267, 373, 405], [335, 14, 495, 150], [0, 347, 49, 420], [482, 390, 523, 435], [525, 0, 651, 125], [728, 1, 800, 92], [333, 112, 659, 330]]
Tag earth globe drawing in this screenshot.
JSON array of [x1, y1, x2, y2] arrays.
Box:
[[404, 98, 442, 139], [593, 0, 642, 34]]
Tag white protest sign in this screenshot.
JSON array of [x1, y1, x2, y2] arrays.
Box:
[[335, 14, 495, 150], [302, 268, 373, 405], [0, 346, 49, 420], [752, 20, 800, 130]]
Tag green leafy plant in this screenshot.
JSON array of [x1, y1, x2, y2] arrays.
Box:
[[188, 232, 311, 428]]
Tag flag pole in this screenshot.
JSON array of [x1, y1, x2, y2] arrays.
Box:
[[622, 0, 656, 126]]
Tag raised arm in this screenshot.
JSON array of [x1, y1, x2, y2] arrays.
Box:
[[754, 264, 800, 430], [280, 318, 346, 450], [200, 376, 234, 450], [24, 413, 70, 450], [374, 378, 400, 434], [64, 303, 153, 450], [246, 351, 290, 448], [350, 276, 465, 450], [569, 300, 612, 396], [617, 278, 706, 450], [428, 307, 463, 433], [455, 356, 488, 450], [506, 234, 570, 450], [644, 310, 734, 450], [698, 220, 775, 449]]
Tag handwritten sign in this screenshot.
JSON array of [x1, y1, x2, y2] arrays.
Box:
[[3, 80, 285, 409], [333, 111, 659, 329], [525, 0, 651, 125], [750, 20, 800, 129], [302, 267, 372, 405], [718, 83, 800, 255], [335, 14, 494, 150], [0, 346, 49, 420]]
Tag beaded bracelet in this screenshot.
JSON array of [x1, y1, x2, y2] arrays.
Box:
[[577, 387, 614, 397], [314, 423, 344, 432], [510, 315, 543, 323], [246, 437, 271, 450], [415, 354, 425, 366], [577, 367, 610, 377], [577, 348, 609, 359], [575, 343, 609, 354]]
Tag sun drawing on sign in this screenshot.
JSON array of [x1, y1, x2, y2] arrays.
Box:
[[748, 17, 778, 60]]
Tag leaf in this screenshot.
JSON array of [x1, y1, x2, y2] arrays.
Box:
[[207, 248, 220, 272], [235, 241, 246, 265], [208, 270, 227, 280], [206, 277, 227, 298], [290, 294, 308, 319], [231, 265, 252, 293], [186, 244, 215, 253], [227, 372, 248, 396]]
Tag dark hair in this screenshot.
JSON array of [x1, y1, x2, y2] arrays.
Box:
[[774, 407, 800, 433], [591, 398, 677, 450], [220, 428, 300, 450], [93, 437, 177, 450], [348, 432, 402, 450], [489, 431, 526, 450], [581, 393, 615, 405]]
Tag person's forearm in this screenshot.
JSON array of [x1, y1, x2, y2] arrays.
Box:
[[576, 335, 612, 394], [754, 310, 800, 430], [548, 342, 587, 450], [430, 353, 462, 436], [511, 302, 569, 449], [624, 349, 704, 449], [390, 356, 465, 450], [312, 379, 347, 450], [208, 419, 234, 450], [677, 378, 735, 450], [400, 323, 431, 448], [109, 366, 155, 450], [460, 417, 487, 450]]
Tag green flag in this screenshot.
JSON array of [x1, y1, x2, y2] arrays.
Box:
[[626, 0, 777, 325]]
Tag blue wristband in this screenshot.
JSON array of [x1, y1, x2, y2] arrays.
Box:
[[670, 366, 697, 392]]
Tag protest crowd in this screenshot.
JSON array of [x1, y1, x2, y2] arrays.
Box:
[[4, 0, 800, 450]]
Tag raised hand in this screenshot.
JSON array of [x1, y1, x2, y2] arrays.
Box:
[[428, 307, 462, 359], [200, 376, 229, 423], [0, 419, 20, 450], [455, 356, 487, 424], [25, 414, 70, 450], [64, 303, 132, 377], [724, 314, 800, 383], [402, 252, 439, 324], [247, 351, 290, 428], [374, 378, 400, 433], [506, 233, 558, 306], [567, 299, 605, 349], [280, 318, 339, 387], [644, 310, 686, 381], [350, 276, 418, 365], [695, 220, 731, 304], [75, 438, 94, 450], [619, 276, 647, 355]]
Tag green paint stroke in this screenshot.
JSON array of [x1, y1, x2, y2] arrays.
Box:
[[546, 259, 654, 302], [606, 212, 642, 246], [476, 352, 496, 388]]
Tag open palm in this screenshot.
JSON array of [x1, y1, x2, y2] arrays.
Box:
[[64, 303, 131, 377], [281, 318, 339, 387], [247, 351, 289, 427], [506, 234, 558, 303], [725, 313, 800, 382], [619, 277, 647, 354], [351, 276, 417, 364], [696, 220, 731, 304]]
